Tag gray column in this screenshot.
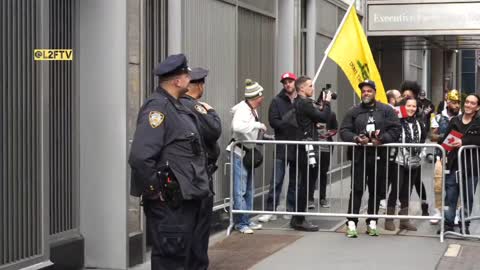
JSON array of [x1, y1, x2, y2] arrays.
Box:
[[278, 0, 295, 85], [422, 49, 430, 95], [431, 49, 444, 105], [306, 0, 316, 78], [168, 0, 182, 54], [78, 0, 128, 269]]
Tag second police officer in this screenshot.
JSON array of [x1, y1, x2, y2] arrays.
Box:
[[129, 54, 212, 270], [179, 67, 222, 268]]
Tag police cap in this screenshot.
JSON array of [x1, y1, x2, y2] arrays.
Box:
[[153, 53, 191, 77], [189, 67, 209, 84]]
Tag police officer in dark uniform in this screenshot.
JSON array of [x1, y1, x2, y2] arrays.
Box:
[[179, 67, 221, 268], [129, 54, 212, 270]]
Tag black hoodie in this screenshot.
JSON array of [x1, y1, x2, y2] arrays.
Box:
[[441, 113, 480, 176]]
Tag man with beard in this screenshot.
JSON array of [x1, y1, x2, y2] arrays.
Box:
[[340, 80, 401, 238], [259, 72, 298, 223], [431, 89, 461, 142], [430, 89, 462, 225]]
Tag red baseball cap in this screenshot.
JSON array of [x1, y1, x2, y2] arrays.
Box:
[[280, 72, 297, 83]]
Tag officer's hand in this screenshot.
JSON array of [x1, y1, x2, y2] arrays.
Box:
[[324, 91, 332, 103], [198, 101, 212, 111]]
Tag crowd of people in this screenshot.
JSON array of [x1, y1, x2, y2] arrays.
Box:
[[128, 53, 480, 269], [228, 72, 480, 239]]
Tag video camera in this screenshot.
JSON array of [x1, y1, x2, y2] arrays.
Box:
[[317, 83, 337, 103]]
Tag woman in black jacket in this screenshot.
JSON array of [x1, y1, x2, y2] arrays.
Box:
[[385, 97, 427, 231]]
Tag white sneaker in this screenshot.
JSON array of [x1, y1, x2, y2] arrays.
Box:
[[237, 226, 254, 234], [308, 200, 315, 209], [430, 208, 441, 225], [454, 208, 460, 225], [379, 199, 387, 210], [249, 221, 263, 230], [258, 214, 276, 223]]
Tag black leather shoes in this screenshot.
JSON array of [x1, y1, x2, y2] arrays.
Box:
[[290, 219, 319, 232]]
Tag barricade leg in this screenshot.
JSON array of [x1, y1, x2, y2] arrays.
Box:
[[460, 176, 479, 234]]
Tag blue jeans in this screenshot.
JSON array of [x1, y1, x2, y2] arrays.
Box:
[[232, 153, 253, 228], [444, 172, 478, 226], [265, 159, 296, 211]]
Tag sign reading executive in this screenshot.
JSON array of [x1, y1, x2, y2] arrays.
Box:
[[368, 2, 480, 35]]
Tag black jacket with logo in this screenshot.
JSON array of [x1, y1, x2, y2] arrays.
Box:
[[340, 101, 401, 159], [129, 87, 211, 199], [179, 95, 222, 172]]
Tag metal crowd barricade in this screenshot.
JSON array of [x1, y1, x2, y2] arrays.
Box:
[[444, 145, 480, 239], [227, 140, 447, 242]]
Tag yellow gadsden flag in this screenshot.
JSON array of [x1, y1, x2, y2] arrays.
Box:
[[327, 7, 387, 104]]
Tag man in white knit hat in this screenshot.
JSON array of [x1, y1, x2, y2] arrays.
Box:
[[227, 78, 267, 234]]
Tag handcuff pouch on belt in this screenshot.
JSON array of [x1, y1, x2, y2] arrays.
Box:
[[157, 163, 183, 208]]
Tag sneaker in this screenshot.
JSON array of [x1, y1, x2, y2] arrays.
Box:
[[429, 208, 441, 225], [258, 214, 276, 223], [283, 214, 292, 220], [248, 221, 263, 230], [379, 199, 387, 210], [236, 226, 254, 234], [346, 221, 358, 238], [320, 199, 330, 208], [308, 200, 315, 209], [454, 209, 460, 226], [366, 220, 379, 236]]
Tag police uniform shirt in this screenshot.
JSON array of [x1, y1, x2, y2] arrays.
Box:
[[179, 95, 222, 163], [128, 87, 211, 200]]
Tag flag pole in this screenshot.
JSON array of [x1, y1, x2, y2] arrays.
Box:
[[312, 1, 357, 85]]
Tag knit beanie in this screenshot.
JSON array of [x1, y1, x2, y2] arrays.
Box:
[[244, 79, 264, 99]]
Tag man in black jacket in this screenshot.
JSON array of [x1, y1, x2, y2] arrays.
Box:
[[179, 67, 221, 268], [129, 54, 211, 269], [259, 72, 298, 223], [441, 94, 480, 234], [290, 75, 332, 231], [340, 80, 401, 238]]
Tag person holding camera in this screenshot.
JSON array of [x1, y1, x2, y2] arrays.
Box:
[[340, 80, 401, 238], [227, 79, 267, 234], [291, 76, 332, 231]]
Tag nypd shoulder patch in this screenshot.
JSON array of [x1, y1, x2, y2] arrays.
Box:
[[194, 104, 208, 114], [149, 111, 165, 128]]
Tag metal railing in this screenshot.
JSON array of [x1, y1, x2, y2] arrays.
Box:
[[227, 140, 447, 242], [443, 146, 480, 240]]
